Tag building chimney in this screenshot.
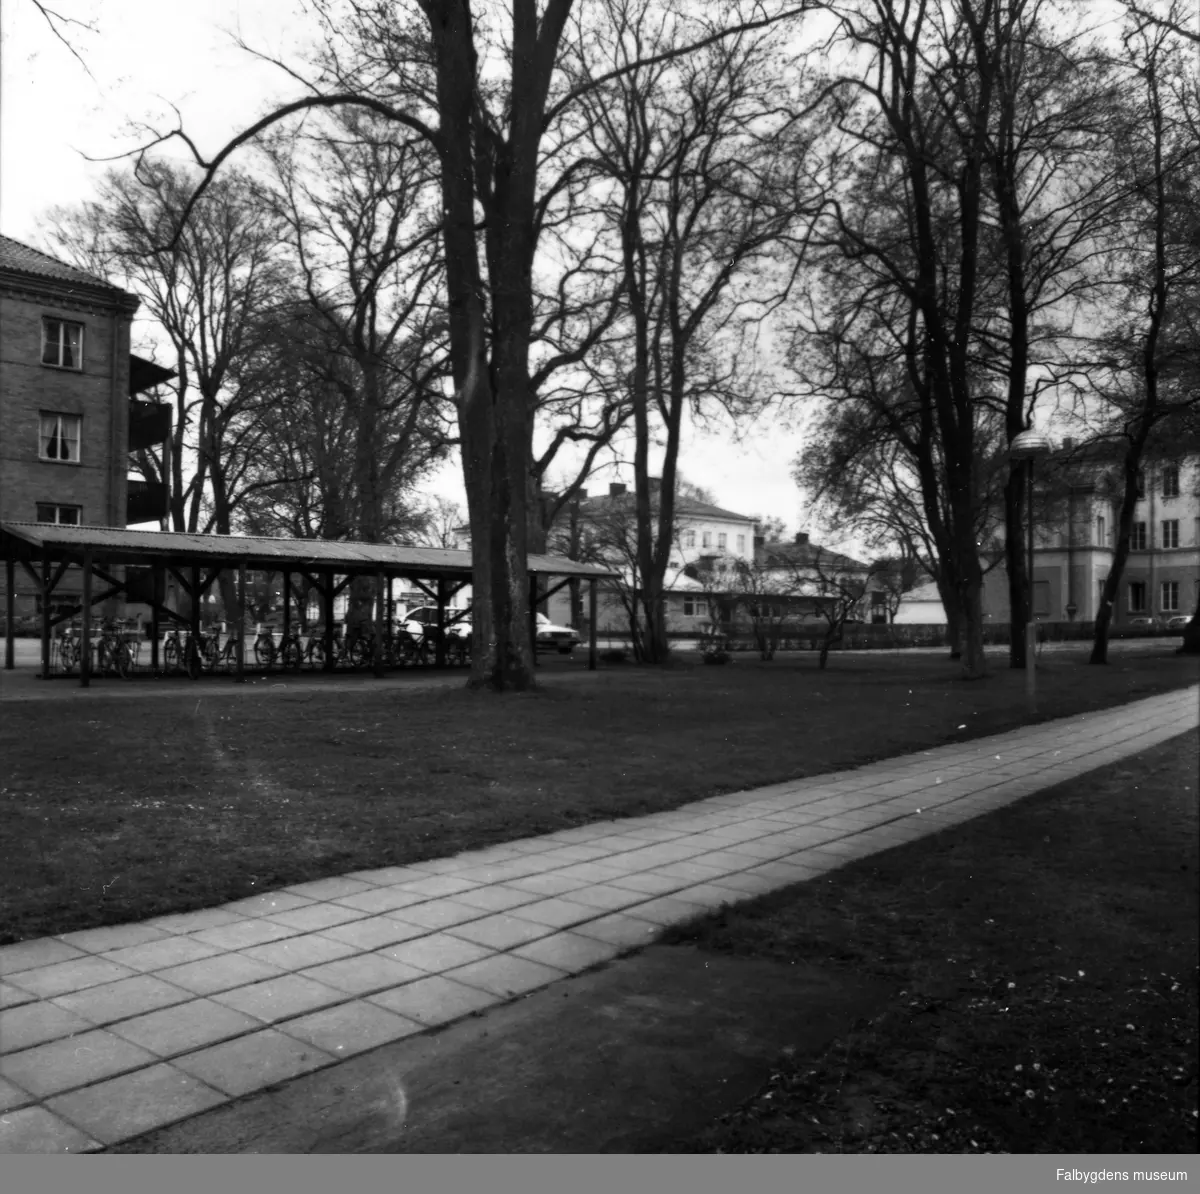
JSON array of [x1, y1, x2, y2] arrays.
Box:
[[609, 482, 627, 497], [794, 531, 809, 545]]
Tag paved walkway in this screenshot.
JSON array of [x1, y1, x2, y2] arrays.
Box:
[[1, 685, 1196, 1153]]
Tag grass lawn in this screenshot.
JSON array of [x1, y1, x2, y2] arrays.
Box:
[[2, 645, 1197, 946], [662, 732, 1199, 1154]]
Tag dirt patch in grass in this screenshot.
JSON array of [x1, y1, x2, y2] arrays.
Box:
[[660, 733, 1199, 1153], [1, 647, 1196, 945]]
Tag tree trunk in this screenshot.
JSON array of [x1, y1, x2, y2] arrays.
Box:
[[1003, 464, 1030, 669], [1179, 608, 1200, 654], [1091, 451, 1145, 665]]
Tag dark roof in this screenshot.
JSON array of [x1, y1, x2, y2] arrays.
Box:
[[578, 493, 755, 524], [0, 234, 136, 303], [756, 540, 867, 572], [130, 354, 177, 395], [0, 522, 619, 578]]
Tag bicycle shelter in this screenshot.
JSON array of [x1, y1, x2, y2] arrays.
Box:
[[0, 521, 618, 687]]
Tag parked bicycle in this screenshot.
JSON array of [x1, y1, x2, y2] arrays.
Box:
[[276, 624, 305, 670], [252, 624, 278, 667], [96, 619, 137, 678], [305, 623, 348, 670]]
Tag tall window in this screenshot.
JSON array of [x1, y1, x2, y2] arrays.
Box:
[[684, 529, 696, 548], [1161, 581, 1179, 612], [1130, 521, 1147, 551], [38, 413, 81, 463], [702, 531, 712, 549], [683, 597, 698, 616], [736, 534, 745, 553], [1135, 470, 1146, 499], [1163, 520, 1179, 549], [717, 532, 727, 550], [36, 504, 81, 525], [1129, 581, 1146, 613], [41, 318, 84, 369], [1162, 466, 1180, 498], [1096, 515, 1106, 545]]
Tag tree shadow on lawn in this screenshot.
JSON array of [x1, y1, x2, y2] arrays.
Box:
[[0, 648, 1196, 946], [661, 733, 1199, 1153]]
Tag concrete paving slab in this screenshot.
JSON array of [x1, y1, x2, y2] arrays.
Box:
[[51, 974, 195, 1026], [172, 1028, 336, 1098], [329, 886, 433, 914], [0, 1104, 100, 1153], [2, 955, 137, 1000], [0, 1028, 158, 1098], [0, 1075, 34, 1112], [100, 936, 222, 974], [45, 1063, 227, 1146], [451, 885, 542, 913], [154, 952, 287, 996], [220, 892, 315, 917], [191, 918, 298, 951], [0, 1001, 94, 1053], [448, 911, 563, 948], [441, 954, 566, 999], [0, 938, 85, 977], [262, 903, 371, 933], [0, 981, 38, 1009], [108, 999, 261, 1057], [375, 933, 496, 975], [343, 866, 432, 887], [556, 883, 654, 913], [56, 924, 169, 954], [283, 877, 375, 900], [382, 900, 488, 932], [395, 875, 482, 898], [298, 954, 427, 997], [502, 871, 592, 896], [240, 933, 360, 972], [511, 931, 624, 974], [316, 915, 434, 951], [142, 908, 245, 935], [277, 1000, 425, 1059], [367, 976, 504, 1027], [570, 913, 662, 949], [211, 974, 347, 1025]]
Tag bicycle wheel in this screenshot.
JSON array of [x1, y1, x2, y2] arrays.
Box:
[[349, 638, 372, 669], [254, 637, 276, 667], [222, 640, 240, 672], [306, 640, 326, 670], [282, 639, 303, 670], [164, 637, 181, 672], [201, 637, 221, 671], [60, 639, 79, 673], [115, 641, 134, 679]]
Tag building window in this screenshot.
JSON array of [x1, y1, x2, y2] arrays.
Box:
[[702, 531, 712, 549], [1129, 581, 1146, 613], [736, 534, 745, 553], [1163, 520, 1179, 549], [1163, 466, 1180, 498], [36, 504, 81, 525], [1033, 581, 1050, 617], [42, 318, 84, 369], [684, 529, 696, 548], [683, 597, 697, 616], [1130, 521, 1146, 551], [717, 533, 727, 550], [38, 412, 81, 463], [1161, 581, 1179, 612], [1135, 470, 1145, 499], [1096, 515, 1106, 545]]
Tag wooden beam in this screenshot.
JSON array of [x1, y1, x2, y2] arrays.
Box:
[[589, 578, 598, 671], [80, 550, 93, 689], [237, 562, 247, 684], [4, 556, 13, 670], [40, 558, 51, 680]]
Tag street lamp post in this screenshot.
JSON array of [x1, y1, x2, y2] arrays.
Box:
[[1009, 429, 1053, 711]]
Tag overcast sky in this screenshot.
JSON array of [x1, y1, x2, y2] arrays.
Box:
[[1, 0, 821, 541]]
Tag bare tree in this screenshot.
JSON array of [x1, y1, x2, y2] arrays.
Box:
[[139, 0, 806, 692]]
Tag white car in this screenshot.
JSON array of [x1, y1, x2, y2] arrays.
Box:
[[536, 612, 581, 654], [401, 607, 471, 643]]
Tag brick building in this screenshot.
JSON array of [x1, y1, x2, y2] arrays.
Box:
[[0, 235, 172, 619]]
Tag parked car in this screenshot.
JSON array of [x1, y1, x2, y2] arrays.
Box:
[[1127, 616, 1163, 630], [401, 606, 471, 642], [536, 612, 581, 654], [1165, 614, 1194, 631]]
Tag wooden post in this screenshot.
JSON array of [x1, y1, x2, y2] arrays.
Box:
[[150, 564, 161, 670], [80, 550, 93, 689], [529, 575, 539, 668], [190, 564, 201, 673], [323, 569, 335, 671], [434, 577, 447, 668], [374, 570, 385, 678], [588, 578, 598, 671], [4, 556, 14, 670], [237, 562, 247, 684], [41, 558, 52, 680], [282, 569, 291, 654]]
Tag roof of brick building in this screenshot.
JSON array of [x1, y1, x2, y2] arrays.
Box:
[[0, 234, 127, 294]]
